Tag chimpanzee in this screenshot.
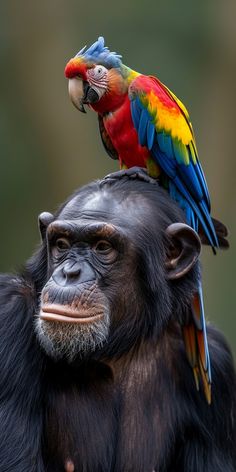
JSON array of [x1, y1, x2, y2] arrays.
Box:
[[0, 176, 235, 472]]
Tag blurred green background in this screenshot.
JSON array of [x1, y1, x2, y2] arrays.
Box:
[[0, 0, 235, 354]]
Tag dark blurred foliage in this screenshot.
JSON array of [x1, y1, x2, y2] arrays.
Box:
[[0, 0, 235, 353]]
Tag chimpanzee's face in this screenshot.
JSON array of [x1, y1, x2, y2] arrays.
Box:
[[35, 190, 141, 361], [35, 185, 200, 362]]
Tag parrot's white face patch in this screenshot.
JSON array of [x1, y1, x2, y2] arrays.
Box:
[[87, 64, 108, 97]]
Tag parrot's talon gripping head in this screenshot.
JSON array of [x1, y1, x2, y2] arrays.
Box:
[[103, 167, 159, 185]]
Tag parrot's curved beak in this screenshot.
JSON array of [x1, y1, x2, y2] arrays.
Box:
[[68, 77, 100, 113], [68, 77, 87, 113]]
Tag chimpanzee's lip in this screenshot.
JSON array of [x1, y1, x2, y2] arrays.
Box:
[[40, 304, 103, 324]]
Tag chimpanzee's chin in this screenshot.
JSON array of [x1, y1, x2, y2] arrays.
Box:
[[35, 314, 110, 362]]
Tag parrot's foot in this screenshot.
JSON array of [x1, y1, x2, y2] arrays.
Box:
[[103, 166, 158, 185]]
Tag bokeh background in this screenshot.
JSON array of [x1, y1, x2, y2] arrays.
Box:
[[0, 0, 235, 354]]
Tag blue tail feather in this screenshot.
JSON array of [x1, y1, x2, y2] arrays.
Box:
[[199, 200, 219, 248], [195, 286, 212, 383], [194, 160, 211, 210], [169, 183, 212, 386]]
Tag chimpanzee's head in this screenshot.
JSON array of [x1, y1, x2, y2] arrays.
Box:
[[35, 177, 201, 361]]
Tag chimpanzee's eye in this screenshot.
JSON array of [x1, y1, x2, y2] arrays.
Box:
[[93, 239, 117, 264], [55, 238, 71, 251], [94, 240, 112, 253]]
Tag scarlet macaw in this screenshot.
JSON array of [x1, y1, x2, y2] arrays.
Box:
[[65, 37, 228, 403]]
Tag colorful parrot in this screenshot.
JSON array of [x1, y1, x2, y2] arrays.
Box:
[[65, 37, 228, 403]]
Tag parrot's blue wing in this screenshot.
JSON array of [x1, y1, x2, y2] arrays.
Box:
[[129, 90, 218, 249], [129, 75, 216, 403]]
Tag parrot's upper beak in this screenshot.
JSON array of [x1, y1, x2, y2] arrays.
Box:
[[68, 77, 87, 113], [68, 77, 100, 113]]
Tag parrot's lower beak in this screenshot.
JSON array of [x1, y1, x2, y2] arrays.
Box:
[[68, 77, 87, 113], [68, 78, 100, 113]]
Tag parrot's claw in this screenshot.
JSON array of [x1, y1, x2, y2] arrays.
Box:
[[103, 167, 158, 185]]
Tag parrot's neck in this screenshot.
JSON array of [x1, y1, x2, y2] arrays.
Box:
[[91, 65, 140, 115], [120, 64, 140, 84]]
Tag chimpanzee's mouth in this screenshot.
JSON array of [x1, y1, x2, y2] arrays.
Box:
[[40, 304, 104, 324]]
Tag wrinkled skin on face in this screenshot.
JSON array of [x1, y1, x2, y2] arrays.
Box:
[[36, 179, 201, 362], [36, 187, 139, 360]]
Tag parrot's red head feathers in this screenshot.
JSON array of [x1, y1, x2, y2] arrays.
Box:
[[65, 58, 89, 80]]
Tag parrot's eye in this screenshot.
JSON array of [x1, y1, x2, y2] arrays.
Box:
[[90, 65, 108, 80]]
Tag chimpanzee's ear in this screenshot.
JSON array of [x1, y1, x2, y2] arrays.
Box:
[[38, 212, 54, 241], [165, 223, 201, 280]]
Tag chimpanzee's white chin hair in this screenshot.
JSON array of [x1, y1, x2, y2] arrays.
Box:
[[35, 310, 110, 361]]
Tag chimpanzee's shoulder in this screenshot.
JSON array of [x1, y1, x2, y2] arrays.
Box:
[[0, 272, 34, 294], [0, 272, 35, 320]]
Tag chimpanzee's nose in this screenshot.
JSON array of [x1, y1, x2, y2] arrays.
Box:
[[63, 261, 81, 279], [52, 261, 95, 287]]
